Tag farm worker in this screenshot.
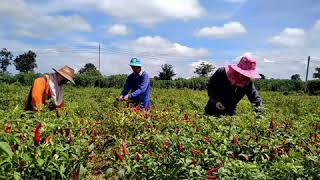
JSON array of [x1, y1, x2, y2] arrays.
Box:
[[205, 53, 264, 117], [118, 58, 151, 111], [24, 65, 75, 112]]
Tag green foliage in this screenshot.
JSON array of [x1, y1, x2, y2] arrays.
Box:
[[79, 63, 100, 75], [0, 48, 13, 72], [14, 73, 42, 85], [307, 80, 320, 95], [158, 64, 176, 80], [194, 62, 215, 77], [291, 74, 301, 81], [14, 50, 37, 73], [313, 67, 320, 79], [255, 79, 304, 92], [0, 84, 319, 179]]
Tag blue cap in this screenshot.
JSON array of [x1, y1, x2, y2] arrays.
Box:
[[129, 58, 142, 67]]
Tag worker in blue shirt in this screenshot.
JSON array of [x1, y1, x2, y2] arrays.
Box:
[[119, 58, 151, 110]]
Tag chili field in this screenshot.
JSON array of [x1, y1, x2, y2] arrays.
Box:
[[0, 84, 319, 179]]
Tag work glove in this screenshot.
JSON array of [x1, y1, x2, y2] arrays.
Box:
[[254, 106, 265, 120], [216, 102, 225, 110]]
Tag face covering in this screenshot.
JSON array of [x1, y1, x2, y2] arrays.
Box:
[[225, 65, 251, 87]]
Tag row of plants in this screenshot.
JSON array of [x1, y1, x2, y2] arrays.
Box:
[[0, 84, 319, 179], [2, 72, 320, 93]]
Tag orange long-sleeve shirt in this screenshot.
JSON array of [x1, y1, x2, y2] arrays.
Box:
[[27, 75, 64, 111]]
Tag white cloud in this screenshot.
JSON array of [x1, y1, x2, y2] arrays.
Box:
[[0, 0, 92, 39], [107, 24, 129, 36], [268, 28, 306, 47], [1, 35, 210, 78], [195, 21, 247, 38], [131, 36, 209, 58], [37, 0, 205, 26]]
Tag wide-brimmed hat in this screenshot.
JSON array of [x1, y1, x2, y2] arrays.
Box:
[[129, 58, 142, 67], [52, 65, 75, 84], [229, 54, 261, 79]]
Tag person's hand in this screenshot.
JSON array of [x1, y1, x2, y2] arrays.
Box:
[[123, 95, 129, 101], [256, 114, 264, 119], [255, 106, 265, 113], [216, 102, 225, 110], [118, 95, 124, 101]]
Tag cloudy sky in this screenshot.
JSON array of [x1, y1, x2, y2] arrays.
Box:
[[1, 0, 320, 79]]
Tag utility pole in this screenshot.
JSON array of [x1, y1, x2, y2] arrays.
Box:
[[305, 56, 310, 92], [98, 43, 101, 88]]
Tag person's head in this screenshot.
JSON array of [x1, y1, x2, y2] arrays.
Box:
[[226, 53, 260, 87], [52, 65, 75, 86], [129, 58, 143, 74]]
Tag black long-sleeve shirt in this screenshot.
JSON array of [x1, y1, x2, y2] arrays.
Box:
[[205, 67, 262, 116]]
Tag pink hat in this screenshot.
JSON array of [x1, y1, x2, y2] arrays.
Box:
[[228, 54, 261, 79]]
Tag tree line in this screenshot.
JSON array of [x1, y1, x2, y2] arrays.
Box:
[[2, 48, 320, 94]]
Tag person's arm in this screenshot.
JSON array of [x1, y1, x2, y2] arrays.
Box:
[[120, 76, 132, 96], [207, 68, 223, 105], [31, 78, 46, 111], [246, 82, 264, 113], [128, 73, 150, 99]]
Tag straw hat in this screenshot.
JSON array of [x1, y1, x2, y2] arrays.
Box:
[[52, 65, 75, 84]]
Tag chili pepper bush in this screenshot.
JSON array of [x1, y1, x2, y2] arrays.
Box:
[[0, 84, 319, 179]]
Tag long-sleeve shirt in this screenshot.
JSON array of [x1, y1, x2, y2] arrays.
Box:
[[121, 71, 151, 109], [24, 75, 64, 111], [205, 67, 262, 116]]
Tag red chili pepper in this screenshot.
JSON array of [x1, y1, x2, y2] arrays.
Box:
[[122, 143, 129, 156], [91, 128, 97, 138], [34, 123, 43, 146], [233, 135, 238, 145], [207, 175, 218, 179], [204, 136, 209, 144], [179, 143, 183, 153], [45, 135, 53, 144], [73, 169, 80, 180], [191, 159, 197, 165], [270, 149, 278, 160], [184, 113, 189, 120], [87, 154, 93, 160], [208, 166, 221, 175], [162, 142, 169, 150], [135, 106, 140, 113], [136, 153, 142, 161], [117, 152, 124, 161], [191, 149, 201, 156], [95, 120, 102, 125], [5, 122, 12, 135], [270, 114, 276, 130]]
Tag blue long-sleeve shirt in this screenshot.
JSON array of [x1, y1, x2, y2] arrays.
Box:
[[205, 67, 262, 116], [121, 71, 151, 109]]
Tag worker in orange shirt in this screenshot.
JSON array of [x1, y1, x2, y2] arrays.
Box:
[[24, 65, 75, 112]]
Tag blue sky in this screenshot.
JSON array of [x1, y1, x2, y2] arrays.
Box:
[[1, 0, 320, 79]]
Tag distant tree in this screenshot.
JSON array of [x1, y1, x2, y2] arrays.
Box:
[[313, 67, 320, 79], [194, 62, 215, 77], [14, 50, 37, 73], [79, 63, 97, 74], [291, 74, 301, 81], [158, 64, 176, 80], [0, 48, 13, 72], [259, 74, 266, 79]]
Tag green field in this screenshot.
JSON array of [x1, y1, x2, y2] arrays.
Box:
[[0, 84, 319, 179]]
